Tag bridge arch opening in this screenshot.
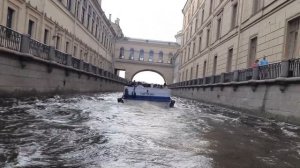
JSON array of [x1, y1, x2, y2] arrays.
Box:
[[132, 70, 166, 85]]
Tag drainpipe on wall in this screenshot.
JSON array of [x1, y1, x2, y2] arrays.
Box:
[[235, 0, 244, 70]]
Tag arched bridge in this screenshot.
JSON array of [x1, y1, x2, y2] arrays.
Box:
[[114, 59, 174, 84], [114, 38, 179, 84]]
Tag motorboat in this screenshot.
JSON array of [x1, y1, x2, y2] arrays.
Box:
[[118, 83, 175, 107]]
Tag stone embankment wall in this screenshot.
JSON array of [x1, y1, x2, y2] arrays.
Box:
[[171, 82, 300, 124], [170, 60, 300, 124], [0, 48, 125, 97]]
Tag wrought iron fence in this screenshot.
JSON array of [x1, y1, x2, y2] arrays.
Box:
[[54, 50, 67, 65], [205, 77, 211, 84], [0, 25, 21, 51], [289, 58, 300, 77], [214, 75, 221, 83], [92, 65, 97, 74], [29, 39, 50, 60], [193, 79, 198, 85], [198, 78, 204, 85], [224, 72, 234, 83], [98, 68, 103, 76], [83, 62, 89, 72], [238, 68, 253, 81], [258, 62, 281, 80], [72, 57, 80, 69]]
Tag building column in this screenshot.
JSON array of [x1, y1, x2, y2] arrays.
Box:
[[20, 34, 30, 53], [48, 47, 56, 62], [280, 60, 290, 78], [233, 70, 239, 82], [0, 0, 5, 25]]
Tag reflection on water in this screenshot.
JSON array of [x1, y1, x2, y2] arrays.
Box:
[[0, 93, 299, 168]]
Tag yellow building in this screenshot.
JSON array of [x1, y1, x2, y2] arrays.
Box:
[[0, 0, 116, 72], [180, 0, 300, 82]]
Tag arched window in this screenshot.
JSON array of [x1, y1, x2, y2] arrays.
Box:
[[119, 47, 124, 59], [158, 51, 164, 63], [139, 49, 144, 61], [129, 48, 134, 60], [149, 50, 154, 62], [168, 52, 173, 64]]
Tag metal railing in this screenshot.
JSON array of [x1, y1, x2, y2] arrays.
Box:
[[72, 57, 80, 69], [258, 62, 281, 80], [83, 62, 89, 72], [92, 65, 97, 74], [54, 50, 68, 65], [198, 78, 204, 85], [0, 25, 21, 51], [29, 39, 50, 60], [238, 68, 253, 81], [0, 24, 127, 84], [224, 72, 234, 83], [205, 77, 211, 84], [214, 75, 221, 83], [289, 58, 300, 77]]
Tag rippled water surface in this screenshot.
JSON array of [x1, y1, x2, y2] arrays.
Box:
[[0, 93, 300, 168]]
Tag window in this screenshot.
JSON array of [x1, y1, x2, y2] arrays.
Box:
[[44, 29, 49, 44], [206, 27, 211, 47], [201, 9, 204, 25], [168, 53, 173, 64], [216, 15, 222, 39], [186, 69, 188, 81], [67, 0, 72, 11], [6, 7, 14, 29], [119, 47, 124, 58], [80, 49, 83, 60], [190, 25, 193, 38], [92, 17, 95, 33], [73, 46, 77, 57], [81, 8, 85, 23], [28, 20, 35, 37], [87, 8, 91, 28], [213, 56, 217, 75], [248, 37, 258, 67], [65, 41, 70, 53], [287, 17, 300, 59], [231, 3, 238, 29], [56, 36, 61, 50], [203, 61, 207, 77], [209, 0, 213, 15], [192, 41, 196, 56], [139, 50, 144, 61], [187, 45, 191, 60], [253, 0, 262, 14], [196, 64, 199, 78], [190, 67, 193, 80], [198, 36, 202, 52], [76, 1, 80, 17], [227, 48, 233, 72], [158, 51, 164, 63], [149, 50, 154, 62], [129, 48, 134, 60]]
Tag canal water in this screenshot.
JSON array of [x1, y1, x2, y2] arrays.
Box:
[[0, 93, 299, 168]]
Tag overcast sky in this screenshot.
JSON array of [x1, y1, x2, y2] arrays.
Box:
[[102, 0, 187, 42]]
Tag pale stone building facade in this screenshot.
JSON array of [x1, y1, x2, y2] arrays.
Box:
[[1, 0, 116, 72], [180, 0, 300, 82], [114, 38, 179, 84]]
